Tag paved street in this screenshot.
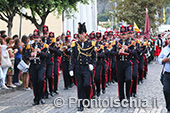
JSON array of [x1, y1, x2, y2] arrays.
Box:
[[0, 61, 167, 113]]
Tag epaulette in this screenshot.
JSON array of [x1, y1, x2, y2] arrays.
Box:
[[92, 41, 96, 46], [71, 41, 75, 47], [132, 41, 136, 46], [26, 44, 31, 49], [52, 38, 56, 43], [43, 44, 49, 48], [105, 43, 109, 47], [111, 40, 116, 46], [101, 45, 104, 49]]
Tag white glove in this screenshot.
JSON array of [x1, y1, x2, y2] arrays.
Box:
[[69, 71, 74, 76], [89, 64, 94, 71]]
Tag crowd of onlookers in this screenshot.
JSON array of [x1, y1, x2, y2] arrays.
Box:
[[0, 30, 65, 90]]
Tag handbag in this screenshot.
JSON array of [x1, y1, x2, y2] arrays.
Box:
[[17, 60, 29, 72], [1, 50, 12, 68]]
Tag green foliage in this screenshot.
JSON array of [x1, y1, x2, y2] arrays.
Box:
[[110, 0, 168, 32], [0, 0, 24, 36], [97, 13, 110, 23], [20, 0, 89, 31]]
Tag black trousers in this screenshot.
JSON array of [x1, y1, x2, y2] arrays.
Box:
[[90, 70, 95, 98], [163, 72, 170, 111], [107, 59, 112, 83], [62, 62, 72, 88], [95, 61, 102, 94], [54, 62, 59, 91], [44, 64, 53, 94], [75, 65, 91, 100], [116, 60, 133, 100], [30, 64, 45, 102], [131, 59, 138, 94], [138, 56, 144, 81], [101, 61, 106, 91], [13, 59, 21, 83], [111, 58, 116, 82]]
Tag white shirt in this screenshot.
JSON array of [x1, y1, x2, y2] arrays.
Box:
[[158, 45, 170, 72], [0, 45, 8, 57]]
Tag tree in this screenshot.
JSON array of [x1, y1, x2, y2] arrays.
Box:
[[110, 0, 166, 32], [19, 0, 89, 32], [0, 0, 23, 36]]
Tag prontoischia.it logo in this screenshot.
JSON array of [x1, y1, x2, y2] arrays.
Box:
[[53, 97, 159, 108]]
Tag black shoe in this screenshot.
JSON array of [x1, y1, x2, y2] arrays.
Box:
[[69, 83, 74, 88], [50, 92, 55, 97], [132, 93, 137, 98], [77, 106, 84, 111], [54, 90, 59, 94], [64, 87, 68, 90], [40, 99, 46, 104], [102, 89, 106, 94], [111, 80, 115, 84], [44, 93, 49, 99], [127, 98, 130, 103], [141, 80, 143, 84], [97, 92, 100, 97], [32, 101, 39, 106]]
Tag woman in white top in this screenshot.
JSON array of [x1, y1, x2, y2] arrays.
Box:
[[0, 38, 10, 89]]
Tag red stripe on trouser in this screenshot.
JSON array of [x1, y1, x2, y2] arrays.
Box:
[[105, 60, 109, 83], [90, 77, 93, 99], [90, 68, 96, 99], [109, 59, 112, 82], [58, 57, 61, 71], [142, 56, 145, 79], [116, 61, 120, 99], [56, 62, 59, 90], [136, 75, 139, 92], [52, 57, 54, 91], [136, 59, 139, 92], [129, 60, 133, 96], [104, 60, 107, 88], [56, 57, 61, 90], [43, 65, 47, 93], [99, 64, 103, 91], [74, 74, 79, 98]]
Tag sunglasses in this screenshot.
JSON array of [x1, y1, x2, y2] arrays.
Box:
[[167, 38, 170, 40]]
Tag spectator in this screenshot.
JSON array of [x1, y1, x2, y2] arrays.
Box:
[[60, 33, 65, 44], [0, 38, 9, 89], [13, 38, 22, 86], [1, 35, 7, 42], [28, 34, 34, 45], [6, 37, 16, 88], [21, 35, 31, 90], [0, 30, 6, 36], [158, 34, 170, 113], [56, 36, 61, 43], [12, 35, 19, 40]]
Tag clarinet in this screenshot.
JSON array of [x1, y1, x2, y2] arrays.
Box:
[[34, 41, 38, 64], [122, 39, 125, 61]]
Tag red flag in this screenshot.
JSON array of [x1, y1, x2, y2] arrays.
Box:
[[144, 8, 151, 39]]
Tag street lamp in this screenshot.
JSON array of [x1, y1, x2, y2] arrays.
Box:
[[19, 7, 26, 38]]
